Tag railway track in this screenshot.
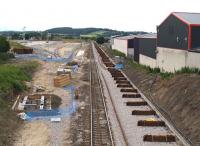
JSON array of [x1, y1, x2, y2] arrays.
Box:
[[89, 44, 114, 146], [93, 42, 191, 146]]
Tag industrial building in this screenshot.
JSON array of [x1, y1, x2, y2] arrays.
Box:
[[112, 35, 136, 56], [136, 34, 157, 68], [124, 33, 157, 65], [157, 12, 200, 72]]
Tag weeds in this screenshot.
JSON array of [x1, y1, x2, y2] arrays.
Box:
[[103, 45, 200, 79], [176, 67, 200, 74], [0, 61, 39, 93], [107, 49, 126, 58], [0, 60, 39, 146]]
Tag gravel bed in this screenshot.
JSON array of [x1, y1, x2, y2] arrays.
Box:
[[92, 44, 180, 146]]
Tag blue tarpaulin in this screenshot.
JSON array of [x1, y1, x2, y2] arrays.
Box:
[[26, 85, 77, 121], [115, 63, 124, 69]]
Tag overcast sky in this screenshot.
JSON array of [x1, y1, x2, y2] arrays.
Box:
[[0, 0, 199, 32]]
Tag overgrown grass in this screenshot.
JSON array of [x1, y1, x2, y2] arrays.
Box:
[[106, 48, 126, 58], [176, 67, 200, 74], [0, 61, 39, 94], [0, 60, 39, 145], [0, 53, 14, 63], [9, 41, 27, 49]]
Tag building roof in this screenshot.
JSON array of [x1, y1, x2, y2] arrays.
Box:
[[115, 33, 157, 40], [115, 35, 137, 40], [172, 12, 200, 25], [136, 33, 157, 39]]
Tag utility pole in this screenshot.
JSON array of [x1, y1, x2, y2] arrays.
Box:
[[22, 26, 26, 42]]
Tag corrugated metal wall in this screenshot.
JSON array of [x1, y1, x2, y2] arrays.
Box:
[[157, 14, 188, 50], [139, 38, 157, 59], [191, 26, 200, 49]]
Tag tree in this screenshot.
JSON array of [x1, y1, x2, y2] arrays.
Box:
[[0, 36, 10, 52], [96, 36, 105, 44]]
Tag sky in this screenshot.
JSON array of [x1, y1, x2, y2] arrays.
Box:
[[0, 0, 200, 32]]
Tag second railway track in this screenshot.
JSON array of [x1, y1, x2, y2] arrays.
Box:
[[90, 43, 114, 146]]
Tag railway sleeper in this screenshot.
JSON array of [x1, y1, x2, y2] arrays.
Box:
[[108, 69, 120, 72], [126, 101, 148, 106], [117, 82, 131, 85], [110, 71, 122, 75], [107, 67, 117, 70], [103, 61, 112, 64], [101, 56, 109, 59], [102, 60, 110, 63], [114, 77, 127, 81], [105, 64, 115, 68], [132, 110, 156, 115], [138, 120, 166, 127], [116, 80, 130, 84], [112, 74, 125, 78], [117, 84, 133, 88], [112, 74, 124, 77], [122, 94, 141, 98], [120, 88, 137, 92], [110, 71, 123, 74], [143, 134, 176, 142]]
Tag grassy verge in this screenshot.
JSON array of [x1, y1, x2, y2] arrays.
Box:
[[0, 60, 39, 145], [9, 41, 28, 49]]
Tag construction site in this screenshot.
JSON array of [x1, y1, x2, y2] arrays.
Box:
[[0, 37, 193, 146], [1, 0, 200, 144], [11, 40, 86, 145]]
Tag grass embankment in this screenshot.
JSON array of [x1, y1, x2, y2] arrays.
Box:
[[104, 47, 200, 79], [0, 56, 39, 145], [9, 41, 28, 49]]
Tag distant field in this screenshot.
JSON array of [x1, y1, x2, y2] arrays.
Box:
[[80, 30, 107, 38]]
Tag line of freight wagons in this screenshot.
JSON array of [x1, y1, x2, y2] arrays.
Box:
[[111, 12, 200, 72]]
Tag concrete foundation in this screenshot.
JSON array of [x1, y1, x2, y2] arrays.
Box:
[[139, 54, 157, 68], [157, 47, 200, 72]]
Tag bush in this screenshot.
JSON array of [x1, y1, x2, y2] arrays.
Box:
[[0, 61, 39, 93], [0, 53, 11, 62], [0, 36, 10, 53], [96, 36, 105, 44], [147, 67, 160, 74]]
